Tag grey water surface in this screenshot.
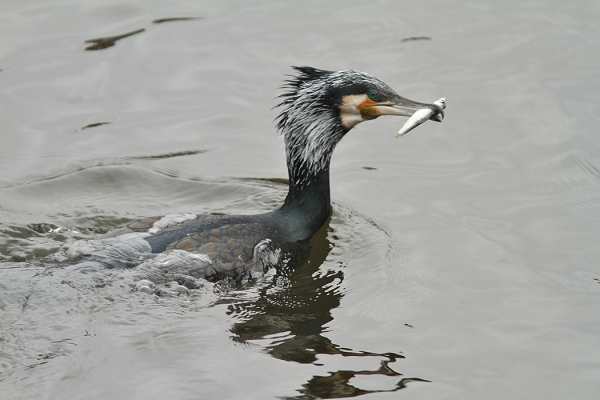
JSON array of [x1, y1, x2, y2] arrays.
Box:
[[1, 1, 600, 399]]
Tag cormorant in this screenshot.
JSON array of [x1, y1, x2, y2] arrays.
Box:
[[105, 67, 445, 281]]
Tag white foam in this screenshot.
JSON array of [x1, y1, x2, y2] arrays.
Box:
[[148, 213, 197, 234]]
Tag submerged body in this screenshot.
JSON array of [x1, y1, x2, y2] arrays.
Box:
[[104, 212, 311, 280], [103, 67, 445, 281]]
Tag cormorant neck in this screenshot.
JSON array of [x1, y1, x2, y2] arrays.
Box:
[[273, 166, 332, 242]]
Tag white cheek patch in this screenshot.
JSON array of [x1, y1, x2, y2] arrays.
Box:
[[340, 94, 368, 129]]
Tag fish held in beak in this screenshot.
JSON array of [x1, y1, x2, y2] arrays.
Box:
[[394, 97, 446, 138]]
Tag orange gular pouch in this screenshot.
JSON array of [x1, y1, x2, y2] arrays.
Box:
[[357, 98, 382, 121]]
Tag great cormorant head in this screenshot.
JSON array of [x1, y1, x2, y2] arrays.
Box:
[[276, 67, 444, 182], [278, 66, 443, 130]]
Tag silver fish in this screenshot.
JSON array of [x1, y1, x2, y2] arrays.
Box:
[[394, 97, 446, 138]]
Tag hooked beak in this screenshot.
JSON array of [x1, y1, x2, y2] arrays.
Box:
[[371, 95, 444, 122]]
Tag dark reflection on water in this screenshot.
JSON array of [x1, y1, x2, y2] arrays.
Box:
[[224, 219, 428, 399], [290, 373, 429, 400]]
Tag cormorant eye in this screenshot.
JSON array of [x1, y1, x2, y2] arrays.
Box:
[[367, 89, 380, 101]]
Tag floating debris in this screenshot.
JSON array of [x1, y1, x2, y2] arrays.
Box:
[[152, 17, 203, 24], [81, 122, 111, 130], [401, 36, 432, 42], [84, 28, 145, 51]]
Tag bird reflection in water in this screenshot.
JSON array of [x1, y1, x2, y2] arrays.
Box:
[[221, 217, 429, 399]]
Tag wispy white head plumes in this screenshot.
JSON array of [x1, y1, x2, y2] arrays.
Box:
[[275, 67, 394, 187]]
